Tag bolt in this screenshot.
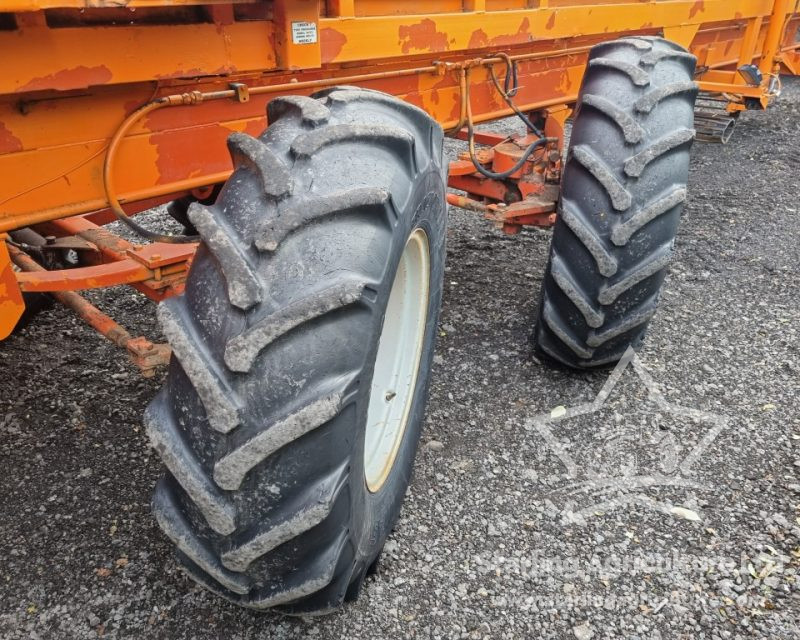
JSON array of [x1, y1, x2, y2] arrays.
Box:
[[45, 235, 56, 245], [385, 391, 397, 402]]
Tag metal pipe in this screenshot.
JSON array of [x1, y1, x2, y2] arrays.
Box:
[[9, 244, 133, 347], [8, 244, 171, 376]]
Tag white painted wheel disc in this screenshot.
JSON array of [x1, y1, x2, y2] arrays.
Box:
[[364, 228, 431, 493]]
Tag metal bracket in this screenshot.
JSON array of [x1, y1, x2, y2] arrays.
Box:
[[230, 82, 250, 103]]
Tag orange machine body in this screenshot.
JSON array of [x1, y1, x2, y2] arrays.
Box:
[[1, 0, 798, 340]]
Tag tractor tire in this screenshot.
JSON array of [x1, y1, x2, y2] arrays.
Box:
[[145, 87, 446, 614], [533, 36, 698, 368]]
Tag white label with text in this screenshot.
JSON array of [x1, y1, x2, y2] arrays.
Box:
[[291, 21, 318, 45]]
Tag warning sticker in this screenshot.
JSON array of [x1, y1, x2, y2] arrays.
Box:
[[291, 21, 318, 45]]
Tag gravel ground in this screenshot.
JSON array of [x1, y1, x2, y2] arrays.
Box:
[[1, 78, 799, 640]]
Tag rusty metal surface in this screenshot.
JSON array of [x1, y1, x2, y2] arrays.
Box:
[[8, 244, 171, 376]]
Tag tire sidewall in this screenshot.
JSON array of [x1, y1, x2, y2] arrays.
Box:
[[348, 167, 446, 576]]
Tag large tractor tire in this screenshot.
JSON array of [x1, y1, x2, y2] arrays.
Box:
[[145, 87, 446, 614], [533, 37, 698, 368]]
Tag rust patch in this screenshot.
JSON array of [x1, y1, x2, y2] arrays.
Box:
[[546, 13, 556, 30], [557, 69, 573, 93], [689, 1, 704, 19], [154, 66, 234, 81], [147, 99, 270, 185], [489, 17, 532, 47], [243, 118, 267, 138], [468, 29, 489, 49], [151, 124, 233, 185], [321, 28, 348, 63], [399, 19, 449, 54], [17, 65, 112, 93], [0, 122, 23, 154]]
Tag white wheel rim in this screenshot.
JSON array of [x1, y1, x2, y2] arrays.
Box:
[[364, 228, 431, 493]]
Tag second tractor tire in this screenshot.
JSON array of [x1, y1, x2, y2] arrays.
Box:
[[534, 36, 698, 368]]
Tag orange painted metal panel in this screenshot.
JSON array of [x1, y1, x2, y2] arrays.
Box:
[[0, 0, 797, 303], [0, 21, 277, 94], [2, 0, 255, 8], [318, 1, 777, 63], [0, 239, 24, 338]]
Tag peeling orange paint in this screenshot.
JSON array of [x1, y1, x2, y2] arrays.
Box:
[[17, 65, 113, 93], [0, 122, 23, 154], [488, 17, 532, 47], [557, 69, 573, 93], [399, 19, 449, 55], [468, 29, 489, 49], [146, 100, 269, 185], [321, 28, 348, 63], [151, 124, 233, 185], [154, 66, 234, 80], [546, 13, 556, 30], [689, 1, 705, 19]]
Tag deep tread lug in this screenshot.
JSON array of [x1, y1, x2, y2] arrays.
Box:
[[571, 145, 632, 211], [145, 395, 236, 535], [635, 81, 698, 114], [611, 187, 687, 246], [560, 200, 618, 277], [187, 203, 261, 310], [598, 244, 673, 305], [246, 530, 349, 609], [267, 95, 331, 125], [291, 124, 414, 161], [221, 462, 348, 572], [581, 94, 646, 144], [224, 280, 366, 373], [324, 88, 433, 124], [550, 254, 605, 328], [214, 388, 347, 491], [588, 57, 651, 86], [227, 132, 292, 198], [157, 301, 239, 434], [542, 300, 595, 360], [255, 187, 391, 252], [586, 300, 658, 348], [153, 477, 249, 594], [624, 128, 695, 177], [640, 49, 697, 68]]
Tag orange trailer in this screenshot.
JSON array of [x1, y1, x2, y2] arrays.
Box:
[[1, 0, 798, 614], [1, 1, 798, 336]]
